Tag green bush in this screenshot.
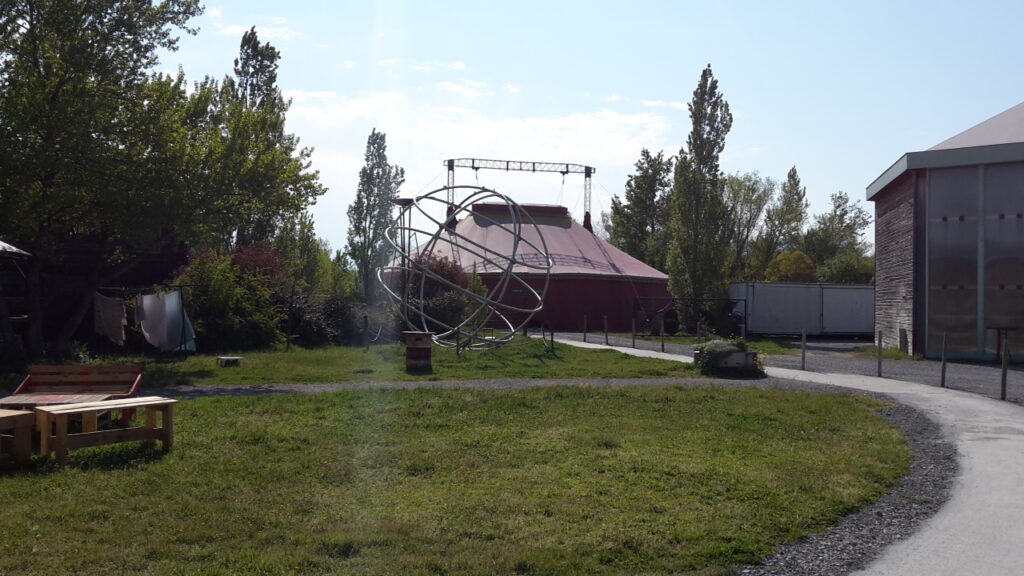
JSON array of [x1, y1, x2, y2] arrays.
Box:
[[175, 249, 283, 351], [693, 339, 765, 377]]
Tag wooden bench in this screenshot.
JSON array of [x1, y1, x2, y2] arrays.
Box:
[[9, 364, 142, 398], [0, 409, 34, 466], [35, 396, 176, 464], [0, 365, 143, 424]]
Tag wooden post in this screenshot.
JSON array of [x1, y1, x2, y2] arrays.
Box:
[[877, 331, 883, 377], [801, 329, 806, 371], [940, 332, 947, 388], [660, 315, 665, 353], [631, 317, 636, 349], [1001, 334, 1009, 401], [604, 315, 608, 345], [363, 315, 369, 351], [583, 315, 587, 343]]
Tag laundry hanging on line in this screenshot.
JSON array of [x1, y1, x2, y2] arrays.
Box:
[[93, 292, 127, 346], [135, 291, 196, 352]]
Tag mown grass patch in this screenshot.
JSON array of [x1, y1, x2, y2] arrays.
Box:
[[111, 337, 700, 387], [854, 345, 920, 361], [0, 386, 911, 575]]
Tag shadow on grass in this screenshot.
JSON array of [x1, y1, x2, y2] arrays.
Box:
[[141, 364, 215, 387], [1, 442, 169, 477]]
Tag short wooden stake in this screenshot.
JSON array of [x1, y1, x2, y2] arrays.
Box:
[[604, 315, 608, 345], [1001, 335, 1009, 401], [660, 315, 665, 353], [801, 329, 806, 371], [877, 331, 883, 377], [940, 332, 947, 388]]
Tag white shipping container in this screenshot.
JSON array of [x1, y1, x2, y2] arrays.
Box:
[[730, 283, 874, 336]]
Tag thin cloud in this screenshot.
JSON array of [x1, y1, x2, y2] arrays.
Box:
[[643, 99, 688, 110], [436, 79, 492, 98], [606, 94, 625, 102], [377, 58, 399, 67], [410, 60, 466, 72], [502, 83, 521, 94]]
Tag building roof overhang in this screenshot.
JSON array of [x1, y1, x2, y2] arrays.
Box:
[[866, 141, 1024, 201]]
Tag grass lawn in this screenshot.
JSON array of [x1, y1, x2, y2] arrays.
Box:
[[87, 337, 702, 388], [0, 385, 911, 575], [632, 334, 797, 356]]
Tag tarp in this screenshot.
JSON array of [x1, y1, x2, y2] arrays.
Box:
[[0, 240, 30, 259]]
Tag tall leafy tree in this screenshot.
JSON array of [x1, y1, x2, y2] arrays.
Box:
[[800, 190, 871, 267], [747, 166, 809, 279], [205, 28, 325, 246], [667, 65, 733, 328], [347, 129, 405, 303], [724, 171, 775, 279], [0, 0, 202, 356], [608, 149, 674, 270]]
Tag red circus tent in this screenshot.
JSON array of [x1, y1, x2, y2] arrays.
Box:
[[448, 203, 670, 332]]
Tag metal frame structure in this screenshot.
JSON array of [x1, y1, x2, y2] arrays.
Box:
[[444, 158, 595, 220]]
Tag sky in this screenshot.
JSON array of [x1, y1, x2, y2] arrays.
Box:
[[158, 0, 1024, 253]]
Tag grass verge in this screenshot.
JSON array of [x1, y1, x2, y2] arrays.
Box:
[[93, 337, 701, 388], [0, 385, 911, 575]]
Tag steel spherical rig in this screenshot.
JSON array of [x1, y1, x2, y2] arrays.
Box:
[[378, 185, 551, 350]]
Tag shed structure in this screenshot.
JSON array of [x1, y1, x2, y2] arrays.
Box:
[[867, 102, 1024, 361], [448, 203, 670, 332]]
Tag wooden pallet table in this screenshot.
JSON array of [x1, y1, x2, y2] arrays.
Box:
[[35, 396, 177, 465], [0, 408, 34, 466]]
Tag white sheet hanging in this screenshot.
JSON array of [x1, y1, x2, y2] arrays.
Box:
[[93, 293, 127, 346], [139, 291, 196, 352]]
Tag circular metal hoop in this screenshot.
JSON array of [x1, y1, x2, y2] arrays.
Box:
[[378, 185, 551, 350]]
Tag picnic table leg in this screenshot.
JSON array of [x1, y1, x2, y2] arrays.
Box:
[[82, 411, 98, 433], [36, 411, 50, 459], [54, 414, 68, 465], [146, 406, 158, 449], [161, 404, 174, 451]]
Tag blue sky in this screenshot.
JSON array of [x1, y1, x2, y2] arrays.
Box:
[[160, 1, 1024, 253]]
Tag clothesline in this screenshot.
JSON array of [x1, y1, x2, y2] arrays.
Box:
[[93, 288, 196, 352]]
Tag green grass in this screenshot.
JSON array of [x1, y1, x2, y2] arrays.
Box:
[[854, 345, 920, 360], [0, 386, 910, 575], [632, 334, 797, 356], [96, 337, 700, 388]]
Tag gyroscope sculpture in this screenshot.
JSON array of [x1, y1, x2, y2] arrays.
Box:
[[377, 185, 551, 350]]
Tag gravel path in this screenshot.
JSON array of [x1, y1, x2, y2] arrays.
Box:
[[146, 366, 958, 576], [557, 332, 1024, 405]]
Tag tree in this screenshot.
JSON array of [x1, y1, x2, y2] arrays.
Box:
[[347, 129, 405, 303], [0, 0, 202, 357], [667, 65, 733, 329], [201, 28, 325, 247], [608, 149, 674, 270], [724, 171, 774, 279], [800, 191, 871, 267], [818, 249, 874, 284], [0, 7, 325, 358], [765, 251, 816, 282], [747, 166, 809, 279]]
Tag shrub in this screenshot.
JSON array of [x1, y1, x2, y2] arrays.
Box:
[[693, 339, 765, 377], [175, 249, 283, 351]]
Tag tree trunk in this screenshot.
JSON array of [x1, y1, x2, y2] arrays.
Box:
[[25, 259, 45, 359]]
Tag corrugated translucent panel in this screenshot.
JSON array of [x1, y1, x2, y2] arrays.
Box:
[[927, 166, 978, 357], [983, 163, 1024, 359]]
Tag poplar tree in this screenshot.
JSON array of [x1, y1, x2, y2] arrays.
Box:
[[667, 65, 733, 329], [346, 129, 405, 303]]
